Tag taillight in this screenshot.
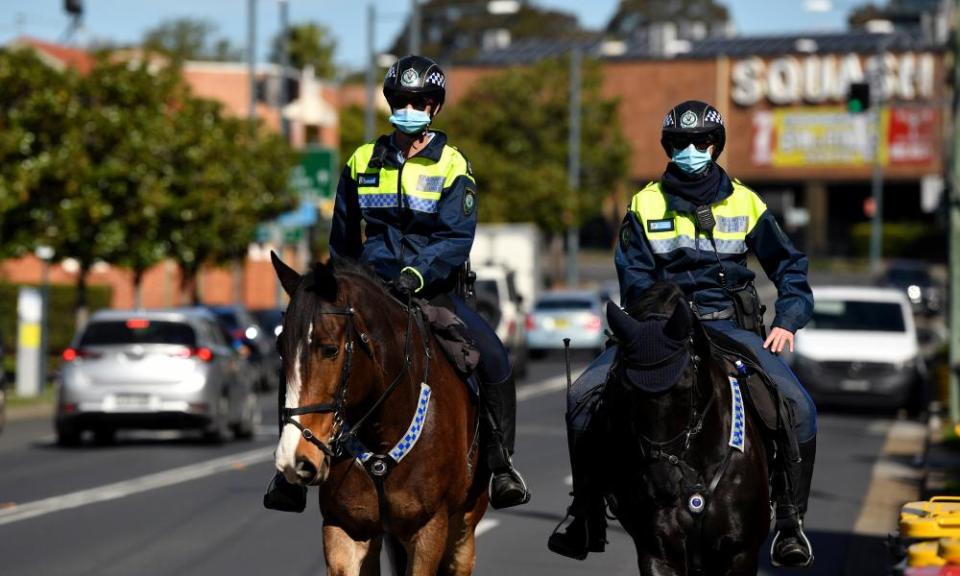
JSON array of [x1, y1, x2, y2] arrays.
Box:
[[585, 315, 602, 332], [525, 314, 535, 331], [170, 347, 214, 362], [507, 319, 516, 338], [62, 348, 102, 361], [194, 347, 214, 362]]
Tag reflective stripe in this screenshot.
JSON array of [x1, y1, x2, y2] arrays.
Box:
[[717, 215, 748, 233], [648, 236, 747, 255], [358, 193, 398, 209], [406, 196, 439, 213]]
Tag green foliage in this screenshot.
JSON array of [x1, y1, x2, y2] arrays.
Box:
[[441, 57, 631, 233], [850, 221, 946, 259], [142, 18, 243, 62], [338, 104, 391, 163], [270, 23, 338, 78], [606, 0, 730, 36], [0, 47, 299, 308], [0, 283, 112, 355]]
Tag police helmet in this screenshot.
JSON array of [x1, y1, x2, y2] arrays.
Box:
[[383, 55, 446, 112], [660, 100, 725, 160]]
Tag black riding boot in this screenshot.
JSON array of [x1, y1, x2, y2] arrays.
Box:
[[263, 369, 308, 513], [481, 375, 531, 509], [547, 425, 607, 560], [771, 437, 816, 567]]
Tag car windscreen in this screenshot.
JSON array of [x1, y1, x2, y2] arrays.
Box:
[[886, 269, 932, 287], [80, 320, 197, 347], [535, 299, 594, 311], [212, 309, 240, 331], [253, 309, 282, 328], [808, 300, 906, 332]]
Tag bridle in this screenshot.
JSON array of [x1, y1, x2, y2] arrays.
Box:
[[282, 298, 427, 461]]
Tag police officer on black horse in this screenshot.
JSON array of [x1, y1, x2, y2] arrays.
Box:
[[548, 100, 817, 568], [263, 55, 531, 512]]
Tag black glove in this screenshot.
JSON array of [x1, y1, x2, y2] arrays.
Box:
[[396, 269, 421, 296]]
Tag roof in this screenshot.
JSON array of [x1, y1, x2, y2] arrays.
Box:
[[90, 308, 219, 323], [9, 36, 95, 74], [462, 29, 942, 67]]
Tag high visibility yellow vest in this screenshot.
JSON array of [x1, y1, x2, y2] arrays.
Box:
[[630, 180, 768, 256], [347, 140, 472, 214]]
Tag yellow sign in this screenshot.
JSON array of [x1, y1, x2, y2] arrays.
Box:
[[751, 107, 890, 167], [18, 323, 40, 349]]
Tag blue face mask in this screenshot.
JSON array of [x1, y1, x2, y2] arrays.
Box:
[[671, 144, 712, 174], [389, 108, 432, 135]]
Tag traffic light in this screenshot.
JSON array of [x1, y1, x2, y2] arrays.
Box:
[[847, 82, 870, 113], [64, 0, 83, 15]]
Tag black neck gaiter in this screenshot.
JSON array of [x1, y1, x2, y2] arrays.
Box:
[[660, 162, 724, 207]]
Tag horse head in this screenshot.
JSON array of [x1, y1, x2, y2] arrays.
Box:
[[271, 252, 391, 486]]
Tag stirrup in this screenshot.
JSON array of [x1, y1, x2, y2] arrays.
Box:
[[770, 520, 814, 568], [490, 468, 531, 509]]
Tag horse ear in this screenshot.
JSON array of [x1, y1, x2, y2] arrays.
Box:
[[662, 300, 692, 341], [271, 251, 301, 296], [606, 301, 639, 342]]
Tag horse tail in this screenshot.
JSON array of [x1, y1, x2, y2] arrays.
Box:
[[384, 534, 408, 576]]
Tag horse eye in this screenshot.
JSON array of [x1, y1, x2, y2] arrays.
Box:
[[320, 345, 339, 359]]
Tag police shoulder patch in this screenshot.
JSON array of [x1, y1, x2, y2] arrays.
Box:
[[647, 218, 675, 233], [619, 222, 631, 249], [462, 187, 477, 216]]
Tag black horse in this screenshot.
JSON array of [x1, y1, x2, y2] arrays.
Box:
[[600, 282, 770, 575]]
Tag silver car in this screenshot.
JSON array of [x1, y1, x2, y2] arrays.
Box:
[[55, 309, 259, 446], [526, 291, 606, 358]]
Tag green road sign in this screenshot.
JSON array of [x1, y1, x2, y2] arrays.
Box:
[[291, 146, 337, 201]]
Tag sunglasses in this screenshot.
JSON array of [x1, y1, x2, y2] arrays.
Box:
[[667, 136, 715, 152], [388, 95, 435, 111]]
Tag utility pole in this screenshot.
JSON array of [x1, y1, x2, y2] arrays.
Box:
[[247, 0, 258, 124], [365, 3, 377, 141], [409, 0, 421, 55], [949, 0, 960, 423], [566, 45, 582, 288], [278, 0, 290, 143], [868, 37, 887, 275]]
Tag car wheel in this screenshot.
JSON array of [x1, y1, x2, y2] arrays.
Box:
[[56, 424, 82, 447], [203, 396, 232, 444], [93, 427, 116, 446]]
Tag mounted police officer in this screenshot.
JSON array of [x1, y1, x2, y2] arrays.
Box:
[[549, 100, 817, 567], [263, 55, 530, 513]]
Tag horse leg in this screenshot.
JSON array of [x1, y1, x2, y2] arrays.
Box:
[[723, 552, 759, 576], [404, 512, 449, 576], [359, 536, 383, 576], [323, 524, 373, 576]]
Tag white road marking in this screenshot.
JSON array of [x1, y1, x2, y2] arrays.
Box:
[[517, 375, 569, 402], [0, 447, 273, 527], [1, 371, 573, 528], [476, 518, 499, 536]]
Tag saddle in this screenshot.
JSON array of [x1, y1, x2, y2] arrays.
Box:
[[413, 293, 480, 395]]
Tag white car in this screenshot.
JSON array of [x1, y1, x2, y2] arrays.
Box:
[[474, 265, 528, 378], [789, 286, 925, 410]]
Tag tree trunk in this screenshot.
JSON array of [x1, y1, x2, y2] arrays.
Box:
[[133, 268, 144, 309]]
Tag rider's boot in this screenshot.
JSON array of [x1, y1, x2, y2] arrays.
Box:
[[263, 368, 308, 513], [481, 375, 532, 509], [547, 425, 607, 560], [771, 437, 816, 567]]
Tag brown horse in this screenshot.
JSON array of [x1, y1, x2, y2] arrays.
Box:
[[271, 253, 489, 576]]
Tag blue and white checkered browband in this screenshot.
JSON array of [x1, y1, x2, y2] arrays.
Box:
[[352, 383, 432, 464], [728, 376, 745, 452]]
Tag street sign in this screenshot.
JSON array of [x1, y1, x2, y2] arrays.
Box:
[[290, 146, 336, 201]]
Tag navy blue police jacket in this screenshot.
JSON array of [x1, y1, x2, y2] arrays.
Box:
[[329, 131, 477, 297], [615, 165, 814, 334]]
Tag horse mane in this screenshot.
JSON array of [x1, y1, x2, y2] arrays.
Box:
[[626, 282, 687, 319]]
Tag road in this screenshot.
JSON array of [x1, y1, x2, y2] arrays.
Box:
[[0, 354, 906, 576]]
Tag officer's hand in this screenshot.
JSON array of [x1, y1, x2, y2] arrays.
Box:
[[396, 269, 421, 296], [763, 327, 794, 354]]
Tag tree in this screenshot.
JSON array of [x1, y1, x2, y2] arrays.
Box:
[[606, 0, 731, 38], [388, 0, 584, 62], [270, 23, 338, 78], [337, 104, 391, 162], [142, 18, 243, 62], [847, 3, 887, 29], [441, 56, 630, 234]]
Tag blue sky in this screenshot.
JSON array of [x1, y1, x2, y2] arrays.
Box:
[[0, 0, 849, 72]]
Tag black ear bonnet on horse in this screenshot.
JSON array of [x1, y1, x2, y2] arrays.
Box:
[[606, 301, 692, 393]]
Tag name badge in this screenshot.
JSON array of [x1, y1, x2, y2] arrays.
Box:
[[357, 173, 380, 187], [647, 218, 675, 233]]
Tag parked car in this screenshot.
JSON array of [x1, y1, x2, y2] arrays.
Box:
[[526, 291, 605, 358], [877, 260, 943, 316], [208, 305, 281, 391], [55, 308, 259, 445], [251, 307, 284, 339], [475, 265, 528, 377], [789, 286, 924, 410]]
